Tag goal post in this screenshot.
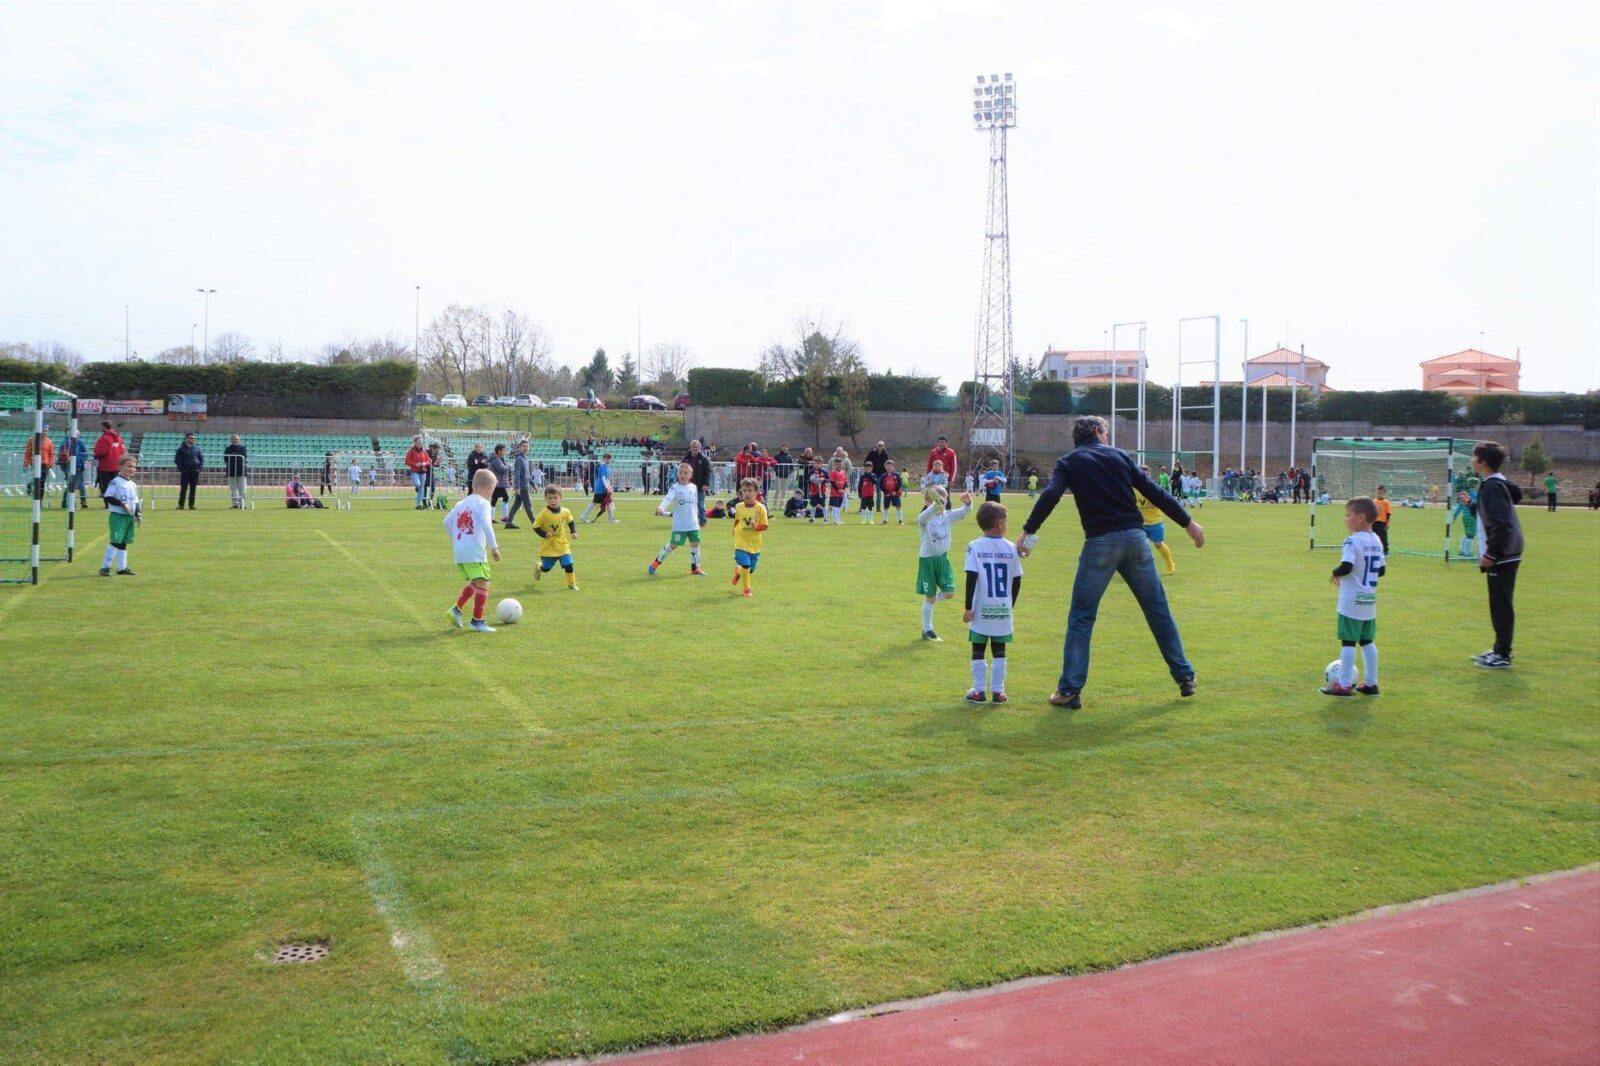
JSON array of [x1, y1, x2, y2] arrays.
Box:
[[1309, 437, 1482, 561], [1, 381, 82, 585]]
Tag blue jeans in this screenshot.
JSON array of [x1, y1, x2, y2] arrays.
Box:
[[410, 471, 426, 505], [1060, 528, 1192, 695]]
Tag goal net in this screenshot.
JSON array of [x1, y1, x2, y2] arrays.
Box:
[[0, 382, 83, 585], [1309, 437, 1481, 561]]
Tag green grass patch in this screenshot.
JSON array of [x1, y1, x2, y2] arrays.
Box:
[[416, 406, 685, 441], [2, 499, 1596, 1062]]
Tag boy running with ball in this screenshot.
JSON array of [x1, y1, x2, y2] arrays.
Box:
[[650, 462, 706, 575], [532, 485, 579, 590], [916, 484, 973, 641], [729, 477, 769, 597], [101, 454, 141, 576], [445, 468, 502, 632], [964, 501, 1022, 704], [1320, 496, 1385, 697]]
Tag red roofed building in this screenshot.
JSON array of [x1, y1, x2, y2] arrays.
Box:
[[1038, 349, 1146, 383], [1245, 348, 1329, 393], [1422, 349, 1520, 394]]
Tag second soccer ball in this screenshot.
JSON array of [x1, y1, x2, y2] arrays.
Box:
[[496, 598, 523, 625]]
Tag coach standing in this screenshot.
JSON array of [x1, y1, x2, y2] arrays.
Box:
[[1471, 441, 1525, 670], [1017, 416, 1204, 709], [91, 421, 125, 506], [223, 434, 248, 508], [865, 440, 890, 508], [174, 432, 204, 510], [927, 435, 958, 487], [685, 438, 712, 526]]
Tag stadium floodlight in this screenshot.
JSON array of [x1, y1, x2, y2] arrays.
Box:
[[969, 72, 1018, 476], [972, 72, 1016, 130]]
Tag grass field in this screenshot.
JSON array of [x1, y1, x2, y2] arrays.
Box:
[[2, 496, 1597, 1063]]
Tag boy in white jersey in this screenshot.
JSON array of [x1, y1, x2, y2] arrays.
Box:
[[101, 455, 141, 576], [1321, 496, 1385, 696], [916, 484, 973, 641], [444, 468, 502, 633], [963, 501, 1022, 704], [347, 458, 362, 495], [649, 462, 707, 576]]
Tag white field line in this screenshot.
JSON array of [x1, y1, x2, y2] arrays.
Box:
[[316, 529, 547, 734]]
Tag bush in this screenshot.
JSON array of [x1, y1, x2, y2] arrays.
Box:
[[0, 358, 75, 388], [685, 368, 767, 407], [866, 374, 946, 412], [1315, 389, 1458, 424], [1464, 393, 1600, 429], [1028, 379, 1072, 414], [71, 360, 416, 419], [687, 369, 949, 411]]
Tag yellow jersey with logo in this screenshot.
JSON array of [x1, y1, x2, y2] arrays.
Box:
[[1134, 490, 1164, 526], [731, 501, 769, 553], [533, 506, 575, 557]]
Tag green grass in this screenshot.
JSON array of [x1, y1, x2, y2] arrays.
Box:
[[416, 406, 685, 441], [2, 498, 1596, 1063]]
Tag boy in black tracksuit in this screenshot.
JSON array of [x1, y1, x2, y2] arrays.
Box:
[[1470, 442, 1524, 670]]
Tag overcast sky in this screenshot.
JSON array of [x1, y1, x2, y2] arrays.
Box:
[[2, 1, 1594, 392]]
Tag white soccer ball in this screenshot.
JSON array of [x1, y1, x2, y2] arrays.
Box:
[[1324, 660, 1344, 685], [496, 598, 523, 625]]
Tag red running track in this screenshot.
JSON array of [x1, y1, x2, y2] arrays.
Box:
[[619, 868, 1599, 1065]]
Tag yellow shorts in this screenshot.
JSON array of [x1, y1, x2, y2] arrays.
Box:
[[457, 562, 491, 583]]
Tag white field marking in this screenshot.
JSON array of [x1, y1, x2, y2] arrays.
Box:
[[0, 533, 108, 625], [349, 812, 459, 1022], [315, 529, 546, 733]]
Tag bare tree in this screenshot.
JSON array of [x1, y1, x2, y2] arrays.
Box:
[[0, 340, 85, 368], [156, 344, 203, 365], [644, 341, 694, 393], [209, 332, 255, 363], [422, 304, 489, 396]]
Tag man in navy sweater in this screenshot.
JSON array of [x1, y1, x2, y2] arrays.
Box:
[[1017, 416, 1205, 709]]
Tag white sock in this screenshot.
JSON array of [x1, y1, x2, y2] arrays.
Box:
[[1361, 644, 1378, 685], [921, 601, 934, 631], [115, 549, 128, 570], [970, 658, 987, 692], [102, 546, 115, 568], [690, 548, 700, 567], [991, 657, 1008, 694], [1339, 646, 1357, 687]]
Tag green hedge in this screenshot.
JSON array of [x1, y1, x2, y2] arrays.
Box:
[[0, 358, 76, 388], [1028, 379, 1072, 414], [685, 368, 767, 407], [1464, 393, 1600, 429], [72, 360, 416, 419], [687, 368, 948, 411], [1315, 389, 1459, 424]]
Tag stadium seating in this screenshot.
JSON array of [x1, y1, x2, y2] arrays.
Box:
[[127, 431, 656, 471]]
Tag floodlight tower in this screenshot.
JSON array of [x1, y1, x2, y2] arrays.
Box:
[[969, 73, 1017, 476]]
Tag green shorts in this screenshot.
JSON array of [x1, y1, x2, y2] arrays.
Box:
[[969, 630, 1013, 644], [108, 512, 137, 546], [1337, 614, 1376, 643], [457, 562, 492, 583], [916, 554, 955, 597], [669, 529, 701, 546]]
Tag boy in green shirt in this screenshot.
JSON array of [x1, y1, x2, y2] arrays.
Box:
[[1544, 472, 1558, 512]]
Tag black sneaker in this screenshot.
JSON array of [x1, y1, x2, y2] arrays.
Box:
[[1476, 653, 1512, 670], [116, 568, 136, 576], [1355, 684, 1379, 696], [1178, 676, 1197, 697], [502, 523, 519, 529], [99, 567, 110, 577], [1048, 690, 1082, 709], [963, 690, 986, 704], [1470, 650, 1496, 665], [922, 629, 941, 642]]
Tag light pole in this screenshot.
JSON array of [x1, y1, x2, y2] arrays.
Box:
[[1238, 318, 1248, 473], [196, 289, 216, 361], [190, 323, 197, 357], [414, 286, 421, 360], [970, 71, 1018, 476], [114, 305, 131, 361]]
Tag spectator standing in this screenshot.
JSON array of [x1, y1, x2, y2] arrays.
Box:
[[1544, 471, 1558, 512], [465, 443, 489, 490], [865, 440, 890, 508], [927, 435, 958, 486], [684, 438, 712, 526], [91, 421, 125, 505], [505, 440, 536, 527], [1018, 416, 1203, 709], [774, 445, 794, 490], [57, 427, 87, 508], [1471, 442, 1525, 670], [224, 435, 249, 508], [640, 457, 652, 495], [23, 430, 54, 501], [174, 432, 203, 510], [487, 444, 511, 522], [404, 435, 432, 509]]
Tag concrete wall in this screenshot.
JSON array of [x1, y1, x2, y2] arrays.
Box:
[[685, 406, 1600, 467]]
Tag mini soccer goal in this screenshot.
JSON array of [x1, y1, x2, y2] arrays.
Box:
[[1309, 437, 1482, 561], [0, 381, 83, 585]]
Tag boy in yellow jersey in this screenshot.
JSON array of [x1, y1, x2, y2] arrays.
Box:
[[729, 477, 769, 597], [1136, 465, 1176, 575], [531, 485, 580, 590]]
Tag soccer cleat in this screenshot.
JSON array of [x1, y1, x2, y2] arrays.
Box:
[[502, 523, 519, 529], [741, 588, 753, 598], [647, 562, 659, 575], [1178, 676, 1197, 698], [567, 584, 580, 592], [99, 567, 110, 577], [990, 692, 1008, 704], [1048, 690, 1082, 709], [963, 690, 986, 704], [1355, 684, 1380, 696], [448, 606, 465, 628], [469, 619, 496, 633], [116, 568, 136, 576], [690, 566, 706, 576], [533, 566, 542, 582], [1476, 653, 1512, 670], [1319, 682, 1354, 697], [731, 572, 741, 585], [922, 629, 941, 641]]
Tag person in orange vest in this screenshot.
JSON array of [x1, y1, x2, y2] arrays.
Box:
[[23, 431, 54, 499]]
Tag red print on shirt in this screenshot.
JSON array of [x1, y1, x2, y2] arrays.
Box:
[[455, 510, 475, 535]]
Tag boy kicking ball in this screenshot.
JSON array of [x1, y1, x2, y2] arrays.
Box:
[[101, 454, 141, 576], [532, 485, 580, 590], [1320, 496, 1385, 696], [916, 484, 973, 640], [963, 501, 1022, 704], [445, 468, 502, 632], [729, 477, 769, 597]]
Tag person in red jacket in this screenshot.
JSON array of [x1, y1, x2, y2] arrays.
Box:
[[403, 435, 432, 509], [927, 435, 958, 487], [91, 421, 126, 506], [755, 448, 776, 497]]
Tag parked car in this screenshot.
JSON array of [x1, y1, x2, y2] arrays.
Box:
[[672, 393, 692, 410], [628, 394, 667, 411], [411, 392, 438, 406], [494, 396, 518, 407], [512, 394, 545, 408], [439, 394, 468, 408], [470, 395, 495, 407], [576, 397, 607, 410], [549, 396, 579, 409]]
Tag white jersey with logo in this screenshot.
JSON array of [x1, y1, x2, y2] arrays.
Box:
[[105, 475, 141, 516], [964, 535, 1022, 638], [1337, 529, 1385, 621], [443, 494, 497, 563], [659, 481, 701, 533], [918, 501, 971, 558]]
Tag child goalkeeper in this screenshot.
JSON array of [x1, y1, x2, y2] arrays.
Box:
[[1453, 489, 1478, 559]]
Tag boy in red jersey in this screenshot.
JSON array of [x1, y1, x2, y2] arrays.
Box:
[[879, 460, 905, 525], [857, 467, 878, 525], [807, 460, 828, 523], [826, 459, 849, 525]]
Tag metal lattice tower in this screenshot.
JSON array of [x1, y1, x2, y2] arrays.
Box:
[[969, 73, 1016, 476]]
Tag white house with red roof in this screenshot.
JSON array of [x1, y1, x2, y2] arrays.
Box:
[[1244, 348, 1329, 392], [1037, 349, 1146, 384], [1421, 349, 1520, 394]]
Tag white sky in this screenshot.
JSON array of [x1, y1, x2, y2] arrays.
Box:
[[1, 1, 1595, 392]]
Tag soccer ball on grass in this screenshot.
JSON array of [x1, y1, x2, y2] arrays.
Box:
[[1323, 660, 1344, 686], [496, 598, 523, 625]]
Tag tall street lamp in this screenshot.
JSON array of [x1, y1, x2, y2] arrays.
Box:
[[196, 288, 216, 361]]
